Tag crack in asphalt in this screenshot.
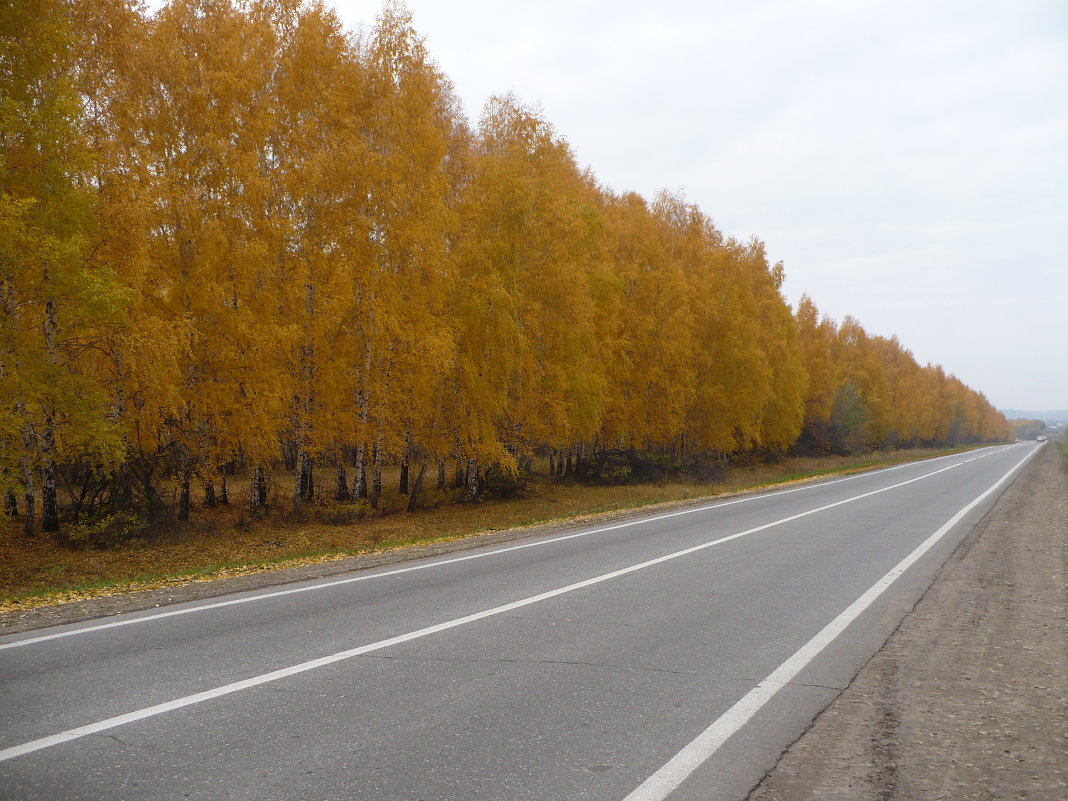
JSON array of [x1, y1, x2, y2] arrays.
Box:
[[791, 681, 847, 691], [95, 732, 185, 758]]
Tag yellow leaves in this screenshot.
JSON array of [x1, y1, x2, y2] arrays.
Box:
[[791, 303, 1007, 453], [795, 295, 838, 427], [454, 94, 610, 453], [2, 0, 1011, 537], [0, 0, 133, 496]]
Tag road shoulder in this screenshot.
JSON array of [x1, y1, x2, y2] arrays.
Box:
[[747, 444, 1068, 800]]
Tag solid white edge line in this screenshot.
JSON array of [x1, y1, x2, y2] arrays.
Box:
[[0, 445, 1011, 652], [0, 455, 981, 762], [620, 443, 1039, 801]]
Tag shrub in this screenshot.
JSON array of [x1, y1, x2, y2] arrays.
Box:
[[64, 512, 149, 549], [685, 456, 729, 483], [576, 450, 692, 485], [575, 450, 634, 485], [480, 464, 530, 499]]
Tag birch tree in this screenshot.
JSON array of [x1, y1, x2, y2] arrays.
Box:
[[0, 0, 126, 535], [596, 190, 693, 451], [356, 2, 457, 507]]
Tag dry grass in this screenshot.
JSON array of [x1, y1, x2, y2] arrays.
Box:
[[0, 447, 967, 611]]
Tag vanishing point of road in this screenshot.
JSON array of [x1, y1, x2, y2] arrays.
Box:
[[0, 442, 1042, 800]]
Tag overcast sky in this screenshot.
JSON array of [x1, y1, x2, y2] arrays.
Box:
[[330, 1, 1066, 411]]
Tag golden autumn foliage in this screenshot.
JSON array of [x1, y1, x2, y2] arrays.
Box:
[[1, 0, 1012, 539]]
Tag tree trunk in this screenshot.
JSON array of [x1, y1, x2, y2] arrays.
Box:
[[399, 438, 410, 494], [565, 450, 573, 476], [20, 451, 35, 538], [298, 452, 314, 502], [250, 464, 267, 514], [406, 463, 428, 513], [178, 470, 191, 521], [292, 444, 303, 513], [219, 470, 229, 505], [453, 461, 465, 488], [335, 458, 350, 502], [352, 442, 368, 499], [283, 441, 298, 472], [40, 420, 59, 534], [293, 445, 315, 512], [204, 479, 216, 508], [370, 456, 382, 510], [549, 451, 556, 476], [436, 460, 446, 490], [142, 462, 163, 522], [257, 466, 268, 510], [369, 423, 383, 510], [352, 310, 372, 497], [465, 459, 479, 503], [40, 295, 60, 534], [72, 468, 103, 523], [1, 444, 16, 518]]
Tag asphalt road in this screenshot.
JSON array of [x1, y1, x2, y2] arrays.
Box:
[[0, 442, 1040, 801]]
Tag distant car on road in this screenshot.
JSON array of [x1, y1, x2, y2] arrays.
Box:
[[1036, 435, 1047, 442]]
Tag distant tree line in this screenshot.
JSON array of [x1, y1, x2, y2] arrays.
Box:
[[1, 0, 1011, 540], [1010, 420, 1046, 441]]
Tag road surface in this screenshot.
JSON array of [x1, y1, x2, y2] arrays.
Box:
[[748, 439, 1066, 800], [0, 442, 1040, 800]]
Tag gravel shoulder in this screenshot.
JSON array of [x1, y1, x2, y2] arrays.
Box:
[[748, 443, 1068, 801]]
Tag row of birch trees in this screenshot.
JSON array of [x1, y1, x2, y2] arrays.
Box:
[[1, 0, 1011, 537]]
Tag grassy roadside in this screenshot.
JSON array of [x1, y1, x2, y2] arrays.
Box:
[[1, 447, 981, 612]]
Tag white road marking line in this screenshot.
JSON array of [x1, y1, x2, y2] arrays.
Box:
[[0, 448, 998, 651], [0, 459, 970, 763], [621, 444, 1038, 801]]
